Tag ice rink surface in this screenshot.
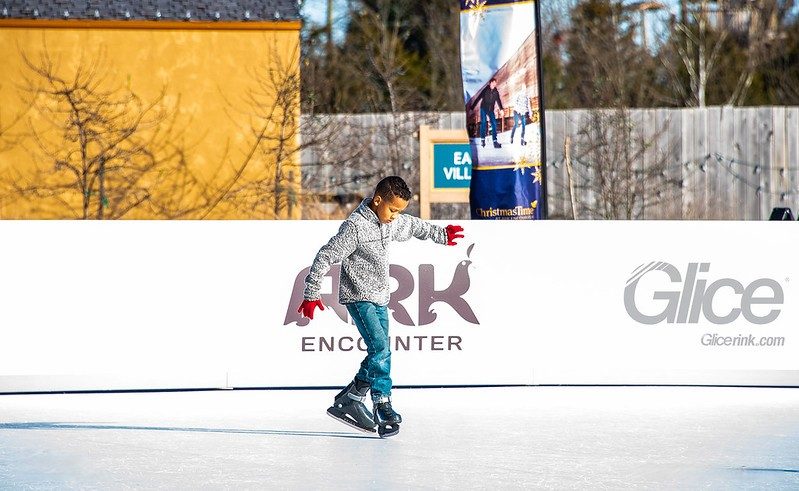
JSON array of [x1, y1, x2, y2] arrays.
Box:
[[1, 386, 798, 489]]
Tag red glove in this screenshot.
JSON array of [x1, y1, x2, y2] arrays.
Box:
[[297, 299, 325, 320], [445, 224, 464, 246]]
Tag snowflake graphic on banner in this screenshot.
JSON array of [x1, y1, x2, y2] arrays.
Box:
[[532, 166, 543, 185], [466, 0, 487, 22], [512, 154, 537, 175]]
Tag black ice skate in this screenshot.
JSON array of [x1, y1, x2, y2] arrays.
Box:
[[493, 140, 502, 148], [373, 396, 401, 438], [326, 379, 377, 434], [481, 138, 486, 147]]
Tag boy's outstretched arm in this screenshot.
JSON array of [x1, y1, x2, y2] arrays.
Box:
[[392, 215, 465, 246], [297, 221, 357, 320]]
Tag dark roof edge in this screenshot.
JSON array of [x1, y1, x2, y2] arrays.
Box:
[[0, 2, 302, 22]]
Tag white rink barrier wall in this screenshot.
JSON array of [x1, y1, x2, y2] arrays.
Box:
[[1, 221, 798, 393]]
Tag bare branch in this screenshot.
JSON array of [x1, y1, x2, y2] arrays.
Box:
[[2, 44, 198, 219]]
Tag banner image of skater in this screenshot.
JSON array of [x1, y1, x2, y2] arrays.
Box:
[[460, 0, 546, 219]]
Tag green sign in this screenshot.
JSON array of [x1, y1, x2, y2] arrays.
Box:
[[433, 143, 472, 188]]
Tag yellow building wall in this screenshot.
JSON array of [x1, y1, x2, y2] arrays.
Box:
[[0, 21, 301, 219]]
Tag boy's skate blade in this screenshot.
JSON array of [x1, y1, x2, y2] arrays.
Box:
[[377, 423, 400, 438], [326, 407, 377, 434]]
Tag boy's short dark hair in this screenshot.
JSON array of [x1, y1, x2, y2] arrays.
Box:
[[374, 176, 412, 201]]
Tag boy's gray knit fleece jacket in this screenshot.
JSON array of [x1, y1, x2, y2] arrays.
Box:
[[304, 199, 447, 306]]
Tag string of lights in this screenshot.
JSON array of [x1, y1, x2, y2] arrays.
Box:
[[545, 151, 799, 199]]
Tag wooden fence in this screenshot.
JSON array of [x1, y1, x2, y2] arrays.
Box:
[[302, 107, 799, 220]]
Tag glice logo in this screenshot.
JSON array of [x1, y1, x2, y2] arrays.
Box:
[[284, 244, 479, 326], [624, 261, 784, 325]]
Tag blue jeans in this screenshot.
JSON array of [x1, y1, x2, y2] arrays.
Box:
[[347, 302, 392, 402], [511, 111, 526, 141], [480, 107, 498, 141]]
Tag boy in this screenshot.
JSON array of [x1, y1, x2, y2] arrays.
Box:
[[297, 176, 464, 437]]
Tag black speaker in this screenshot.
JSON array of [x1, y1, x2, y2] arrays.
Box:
[[769, 207, 795, 221]]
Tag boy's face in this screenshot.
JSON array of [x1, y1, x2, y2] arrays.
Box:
[[371, 194, 409, 224]]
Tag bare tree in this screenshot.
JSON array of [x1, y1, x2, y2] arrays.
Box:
[[352, 4, 442, 212], [421, 1, 462, 111], [356, 4, 422, 112], [3, 47, 199, 219], [0, 84, 29, 153], [660, 0, 729, 107], [762, 24, 799, 104], [208, 42, 375, 219], [564, 0, 660, 108], [553, 1, 679, 218], [300, 2, 444, 217], [726, 0, 794, 105], [199, 42, 302, 219], [296, 111, 438, 219], [659, 0, 794, 106], [569, 108, 681, 219], [0, 84, 30, 218]]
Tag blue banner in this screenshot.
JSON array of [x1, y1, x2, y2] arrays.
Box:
[[460, 0, 546, 219]]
